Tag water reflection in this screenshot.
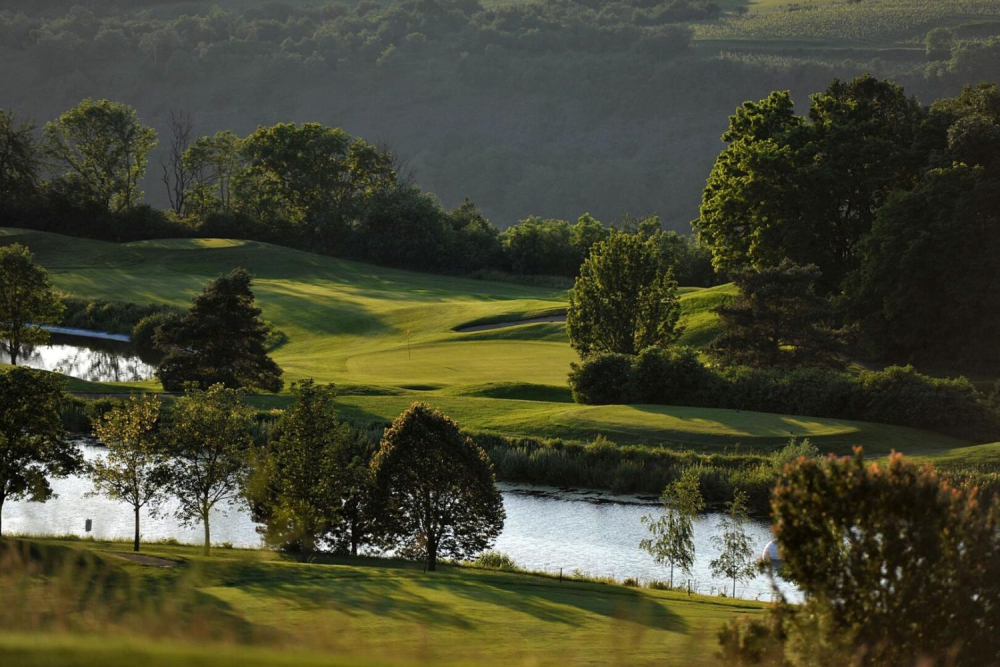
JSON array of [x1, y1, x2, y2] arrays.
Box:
[[0, 334, 158, 382], [2, 442, 798, 601]]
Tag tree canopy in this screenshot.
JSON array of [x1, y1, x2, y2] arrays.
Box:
[[0, 366, 78, 536], [43, 98, 157, 213], [708, 260, 842, 370], [163, 384, 254, 556], [0, 243, 64, 366], [250, 380, 375, 555], [156, 268, 283, 392], [371, 403, 504, 571], [567, 231, 682, 357]]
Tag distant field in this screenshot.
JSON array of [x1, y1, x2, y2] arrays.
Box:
[[696, 0, 1000, 44], [0, 538, 763, 666]]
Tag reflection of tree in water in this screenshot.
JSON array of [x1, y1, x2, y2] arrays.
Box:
[[3, 335, 158, 382]]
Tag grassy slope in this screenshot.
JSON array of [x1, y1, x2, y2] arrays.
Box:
[[4, 228, 970, 455], [0, 538, 762, 666]]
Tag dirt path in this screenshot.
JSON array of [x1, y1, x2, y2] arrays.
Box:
[[456, 314, 566, 333], [111, 553, 181, 568]]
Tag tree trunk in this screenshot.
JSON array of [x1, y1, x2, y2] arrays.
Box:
[[133, 506, 140, 552], [203, 515, 211, 556], [9, 342, 18, 366], [670, 563, 674, 589], [426, 533, 437, 572], [0, 495, 4, 536], [350, 523, 359, 557], [732, 577, 736, 598]]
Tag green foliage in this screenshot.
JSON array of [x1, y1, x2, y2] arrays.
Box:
[[696, 75, 925, 290], [371, 403, 505, 571], [43, 99, 157, 213], [0, 366, 79, 535], [570, 352, 1000, 441], [640, 469, 705, 587], [89, 394, 168, 552], [472, 550, 520, 571], [156, 268, 283, 393], [708, 261, 843, 370], [0, 108, 40, 203], [0, 243, 64, 366], [843, 92, 1000, 371], [162, 384, 255, 556], [60, 297, 183, 337], [567, 231, 682, 357], [765, 450, 1000, 664], [250, 380, 376, 555], [709, 489, 756, 599]]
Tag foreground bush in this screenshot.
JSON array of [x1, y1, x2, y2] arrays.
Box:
[[720, 450, 1000, 665]]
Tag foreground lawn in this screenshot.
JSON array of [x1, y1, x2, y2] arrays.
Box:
[[0, 538, 762, 666]]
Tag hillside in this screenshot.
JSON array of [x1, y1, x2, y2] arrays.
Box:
[[0, 537, 764, 666], [2, 227, 976, 456], [0, 0, 996, 229]]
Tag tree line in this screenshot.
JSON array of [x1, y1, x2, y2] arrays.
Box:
[[0, 99, 716, 284], [0, 367, 503, 571]]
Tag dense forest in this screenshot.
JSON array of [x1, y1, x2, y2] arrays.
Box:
[[1, 0, 998, 229]]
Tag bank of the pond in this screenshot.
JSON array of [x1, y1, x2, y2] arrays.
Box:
[[2, 441, 795, 601]]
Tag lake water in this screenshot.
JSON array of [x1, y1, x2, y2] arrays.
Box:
[[0, 334, 158, 382], [2, 442, 797, 601]]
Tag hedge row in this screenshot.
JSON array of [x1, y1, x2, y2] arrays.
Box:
[[568, 348, 1000, 442]]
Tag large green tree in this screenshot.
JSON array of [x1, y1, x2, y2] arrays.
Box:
[[0, 108, 41, 203], [89, 394, 169, 553], [640, 469, 705, 588], [0, 244, 64, 366], [43, 99, 157, 213], [766, 450, 1000, 665], [250, 380, 374, 555], [236, 122, 394, 227], [0, 366, 79, 536], [164, 384, 254, 556], [708, 260, 842, 370], [695, 76, 925, 291], [567, 231, 681, 357], [844, 165, 1000, 372], [371, 403, 504, 572], [155, 268, 283, 392]]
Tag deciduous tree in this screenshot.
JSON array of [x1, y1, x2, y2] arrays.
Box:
[[43, 99, 157, 213], [250, 380, 374, 555], [0, 366, 79, 536], [164, 384, 254, 556], [0, 108, 41, 203], [710, 489, 756, 598], [640, 469, 705, 588], [567, 231, 681, 357], [89, 394, 168, 552], [371, 403, 504, 571], [0, 244, 64, 366]]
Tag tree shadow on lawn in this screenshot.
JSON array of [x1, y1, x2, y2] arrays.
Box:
[[225, 560, 686, 633]]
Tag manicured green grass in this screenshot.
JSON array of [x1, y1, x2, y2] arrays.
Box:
[[1, 538, 763, 666], [5, 228, 972, 456]]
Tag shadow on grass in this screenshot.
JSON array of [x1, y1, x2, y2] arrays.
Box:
[[222, 557, 687, 633]]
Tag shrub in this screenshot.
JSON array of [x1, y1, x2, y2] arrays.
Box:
[[569, 352, 1000, 441], [568, 353, 636, 404], [630, 346, 717, 405], [131, 311, 181, 355], [473, 551, 520, 571]]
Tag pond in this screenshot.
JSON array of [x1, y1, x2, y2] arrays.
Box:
[[2, 442, 798, 602], [0, 333, 159, 382]]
